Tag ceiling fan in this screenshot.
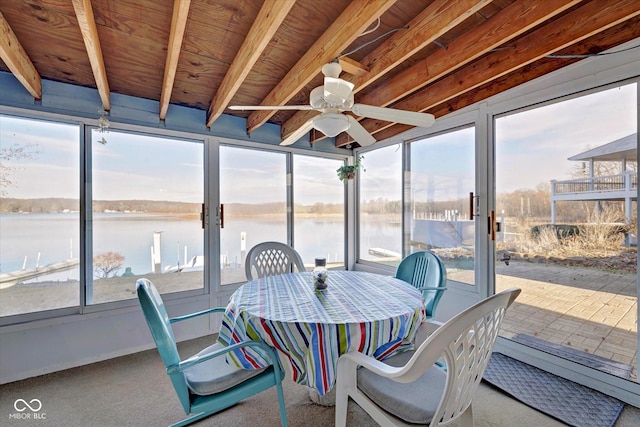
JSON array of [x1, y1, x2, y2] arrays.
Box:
[[229, 62, 436, 147]]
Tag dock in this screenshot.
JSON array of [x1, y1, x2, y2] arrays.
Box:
[[0, 259, 79, 289], [367, 248, 402, 258]]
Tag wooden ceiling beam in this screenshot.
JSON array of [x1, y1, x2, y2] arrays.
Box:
[[206, 0, 296, 128], [338, 57, 368, 77], [246, 0, 398, 134], [282, 0, 490, 144], [0, 11, 41, 99], [357, 0, 582, 110], [160, 0, 191, 120], [337, 0, 640, 146], [334, 0, 582, 146], [350, 0, 492, 93], [72, 0, 110, 111], [371, 18, 640, 143]]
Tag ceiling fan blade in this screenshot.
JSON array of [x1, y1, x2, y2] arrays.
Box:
[[351, 104, 435, 128], [280, 118, 315, 146], [324, 77, 354, 104], [346, 115, 376, 146], [229, 105, 314, 111]]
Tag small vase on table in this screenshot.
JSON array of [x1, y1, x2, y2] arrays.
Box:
[[313, 258, 328, 290]]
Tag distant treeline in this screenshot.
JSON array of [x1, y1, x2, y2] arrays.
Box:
[[0, 198, 342, 216], [0, 198, 201, 214], [0, 188, 606, 223]]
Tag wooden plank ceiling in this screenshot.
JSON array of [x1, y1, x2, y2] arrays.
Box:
[[1, 0, 639, 148]]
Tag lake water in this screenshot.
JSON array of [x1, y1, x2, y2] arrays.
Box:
[[0, 213, 401, 280]]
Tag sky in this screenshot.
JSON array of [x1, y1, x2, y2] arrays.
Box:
[[1, 83, 637, 203], [358, 129, 475, 203], [219, 146, 345, 205], [495, 83, 637, 193], [0, 119, 204, 202]]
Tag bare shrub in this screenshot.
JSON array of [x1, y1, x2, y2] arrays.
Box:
[[504, 204, 630, 259], [533, 225, 564, 253], [500, 224, 561, 255], [93, 251, 125, 279], [566, 206, 628, 256]]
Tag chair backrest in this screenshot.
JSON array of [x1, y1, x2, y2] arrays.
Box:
[[410, 288, 521, 426], [245, 241, 306, 280], [136, 278, 191, 413], [395, 251, 447, 318]]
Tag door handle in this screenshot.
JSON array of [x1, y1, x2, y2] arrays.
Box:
[[489, 210, 502, 241], [490, 210, 496, 241], [470, 192, 479, 218]]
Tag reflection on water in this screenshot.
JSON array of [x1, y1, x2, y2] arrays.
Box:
[[1, 213, 404, 281]]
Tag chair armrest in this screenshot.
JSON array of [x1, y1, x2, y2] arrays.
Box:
[[339, 348, 441, 384], [415, 286, 447, 291], [338, 351, 403, 379], [173, 340, 277, 373], [169, 307, 227, 323]]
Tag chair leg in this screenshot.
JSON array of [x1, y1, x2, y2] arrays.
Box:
[[460, 403, 474, 427], [170, 411, 211, 427], [275, 382, 288, 427], [334, 389, 349, 427]]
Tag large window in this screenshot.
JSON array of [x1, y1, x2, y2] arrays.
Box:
[[90, 130, 204, 304], [219, 146, 287, 284], [495, 83, 637, 381], [0, 116, 347, 319], [407, 127, 475, 285], [0, 116, 80, 316], [358, 144, 402, 265], [293, 154, 345, 268], [0, 118, 205, 319]]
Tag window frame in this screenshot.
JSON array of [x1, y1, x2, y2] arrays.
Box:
[[0, 114, 350, 325]]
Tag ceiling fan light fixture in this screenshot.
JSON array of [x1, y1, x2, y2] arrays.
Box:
[[313, 113, 350, 137]]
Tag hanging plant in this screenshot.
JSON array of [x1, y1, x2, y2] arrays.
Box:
[[337, 155, 364, 183]]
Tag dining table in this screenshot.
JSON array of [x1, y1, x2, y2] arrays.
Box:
[[217, 270, 425, 404]]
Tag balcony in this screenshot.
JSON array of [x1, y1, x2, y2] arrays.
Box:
[[552, 171, 637, 201], [550, 133, 637, 228]]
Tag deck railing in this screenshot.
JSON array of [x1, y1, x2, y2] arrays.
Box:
[[552, 171, 637, 195]]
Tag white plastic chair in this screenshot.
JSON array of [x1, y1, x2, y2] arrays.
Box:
[[334, 288, 521, 427], [245, 241, 306, 280]]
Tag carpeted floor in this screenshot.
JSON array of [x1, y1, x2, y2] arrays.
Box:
[[1, 336, 639, 426]]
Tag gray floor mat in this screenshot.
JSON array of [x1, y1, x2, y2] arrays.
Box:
[[482, 352, 625, 427]]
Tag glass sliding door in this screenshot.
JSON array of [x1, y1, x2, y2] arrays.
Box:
[[90, 130, 204, 304], [0, 116, 80, 317], [495, 83, 637, 381], [407, 127, 476, 285], [293, 154, 345, 269], [358, 144, 403, 266], [219, 146, 287, 285]]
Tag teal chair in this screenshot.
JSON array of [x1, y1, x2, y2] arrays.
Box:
[[136, 278, 288, 427], [394, 251, 447, 319]]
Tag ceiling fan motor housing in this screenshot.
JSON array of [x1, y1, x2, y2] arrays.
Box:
[[310, 85, 354, 110]]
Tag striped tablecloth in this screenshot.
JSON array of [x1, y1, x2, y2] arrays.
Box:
[[217, 271, 425, 396]]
